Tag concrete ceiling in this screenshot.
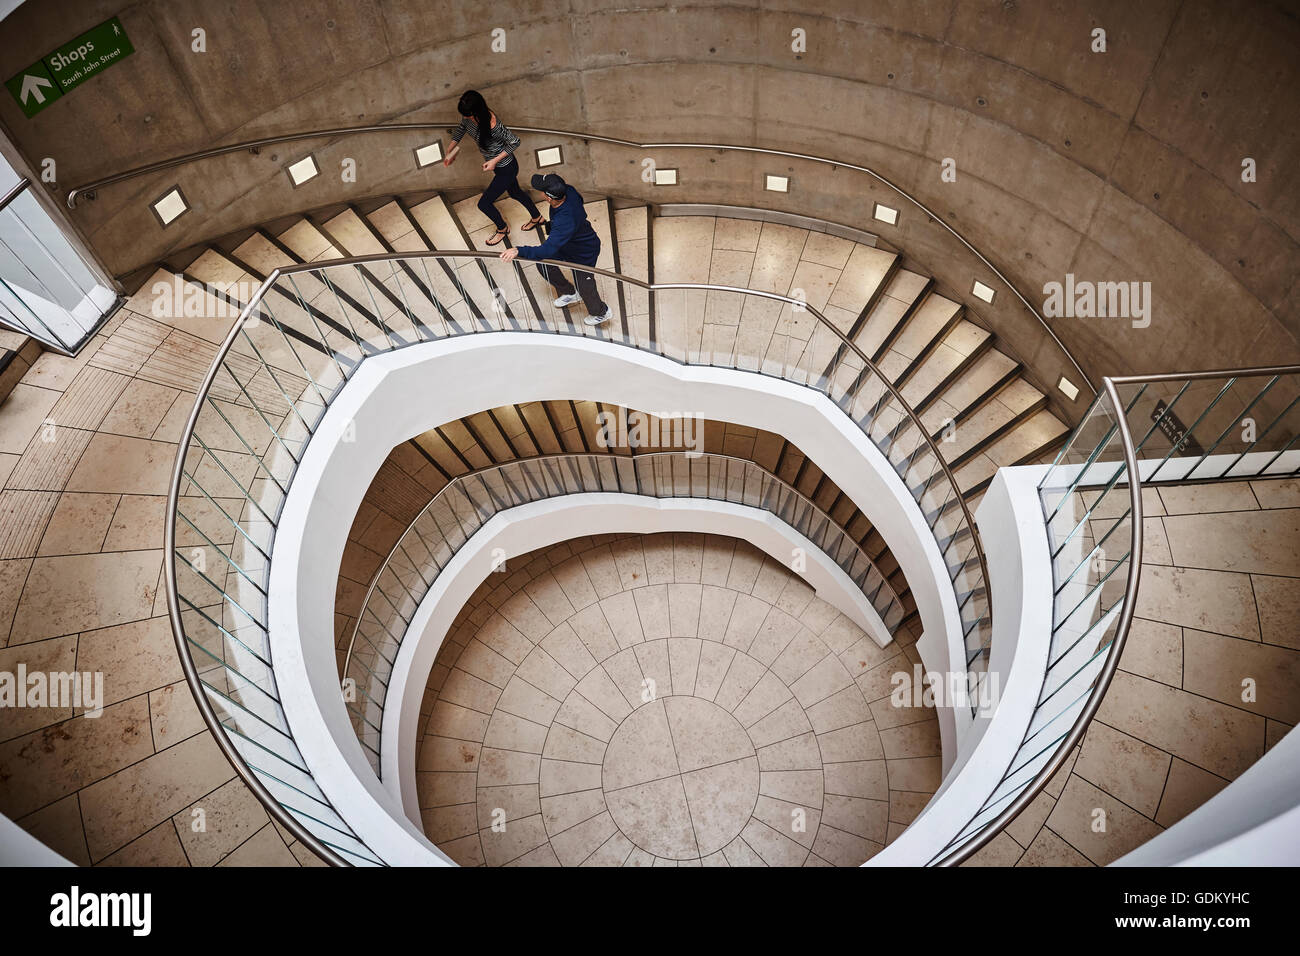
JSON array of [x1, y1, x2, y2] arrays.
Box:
[[0, 0, 1296, 386]]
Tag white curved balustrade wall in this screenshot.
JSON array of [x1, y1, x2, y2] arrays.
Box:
[[266, 334, 970, 864]]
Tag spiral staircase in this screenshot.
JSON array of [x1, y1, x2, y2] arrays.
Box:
[[1, 155, 1298, 868]]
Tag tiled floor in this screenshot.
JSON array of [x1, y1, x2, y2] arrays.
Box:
[[0, 300, 319, 867], [416, 532, 942, 866], [967, 478, 1300, 866]]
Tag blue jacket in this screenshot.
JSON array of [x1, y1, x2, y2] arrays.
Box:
[[515, 186, 601, 266]]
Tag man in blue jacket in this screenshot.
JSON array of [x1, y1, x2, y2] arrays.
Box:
[[500, 173, 610, 326]]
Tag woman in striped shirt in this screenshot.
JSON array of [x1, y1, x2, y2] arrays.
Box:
[[444, 90, 543, 245]]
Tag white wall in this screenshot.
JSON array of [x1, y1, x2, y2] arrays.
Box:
[[0, 812, 74, 866], [269, 333, 969, 864], [867, 466, 1055, 864]]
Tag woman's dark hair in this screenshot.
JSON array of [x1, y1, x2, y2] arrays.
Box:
[[457, 90, 492, 149]]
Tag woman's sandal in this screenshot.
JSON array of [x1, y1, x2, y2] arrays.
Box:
[[486, 226, 510, 246], [521, 216, 544, 232]]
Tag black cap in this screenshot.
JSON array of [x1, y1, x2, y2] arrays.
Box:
[[530, 173, 567, 200]]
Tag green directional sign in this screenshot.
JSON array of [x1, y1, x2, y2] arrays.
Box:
[[5, 16, 134, 118]]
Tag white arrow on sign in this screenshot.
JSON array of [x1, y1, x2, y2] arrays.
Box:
[[19, 73, 53, 105]]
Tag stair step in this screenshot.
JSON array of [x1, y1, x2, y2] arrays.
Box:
[[407, 195, 469, 251], [953, 408, 1070, 492], [276, 218, 337, 262], [231, 230, 298, 275], [384, 197, 481, 331], [918, 348, 1022, 437], [888, 292, 962, 364], [320, 207, 387, 257], [826, 245, 897, 317], [899, 320, 991, 406], [187, 248, 369, 373], [614, 205, 651, 321], [185, 247, 249, 288], [854, 270, 929, 359], [429, 196, 517, 329], [367, 200, 427, 252], [331, 204, 472, 337], [910, 330, 996, 415], [179, 249, 267, 340]]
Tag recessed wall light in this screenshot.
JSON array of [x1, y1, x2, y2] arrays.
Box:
[[765, 174, 790, 193], [1058, 376, 1080, 401], [413, 140, 443, 168], [873, 202, 899, 225], [286, 154, 319, 187], [535, 145, 564, 168], [972, 280, 996, 304], [653, 167, 678, 186], [151, 186, 188, 227]]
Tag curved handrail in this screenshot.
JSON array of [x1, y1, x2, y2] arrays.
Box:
[[63, 121, 1094, 395], [930, 362, 1299, 864], [341, 449, 909, 766], [165, 247, 991, 865], [275, 247, 987, 655], [194, 246, 990, 649], [933, 377, 1143, 865], [344, 448, 908, 676], [163, 280, 357, 868], [0, 178, 30, 213]]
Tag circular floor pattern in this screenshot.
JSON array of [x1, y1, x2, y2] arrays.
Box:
[[416, 532, 943, 866], [603, 696, 759, 859]]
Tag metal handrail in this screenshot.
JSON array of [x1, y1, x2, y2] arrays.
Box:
[[935, 363, 1300, 863], [1109, 364, 1300, 385], [62, 121, 1094, 395], [165, 247, 992, 866], [0, 178, 31, 212], [228, 245, 990, 644], [342, 448, 907, 691], [163, 275, 353, 867], [935, 376, 1143, 865], [183, 245, 988, 633]]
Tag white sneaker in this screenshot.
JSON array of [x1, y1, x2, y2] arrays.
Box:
[[584, 308, 611, 327], [553, 293, 582, 308]]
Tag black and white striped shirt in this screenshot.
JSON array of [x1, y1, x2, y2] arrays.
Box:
[[450, 115, 521, 167]]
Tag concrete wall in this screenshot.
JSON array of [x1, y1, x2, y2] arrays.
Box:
[[1, 0, 1296, 390]]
